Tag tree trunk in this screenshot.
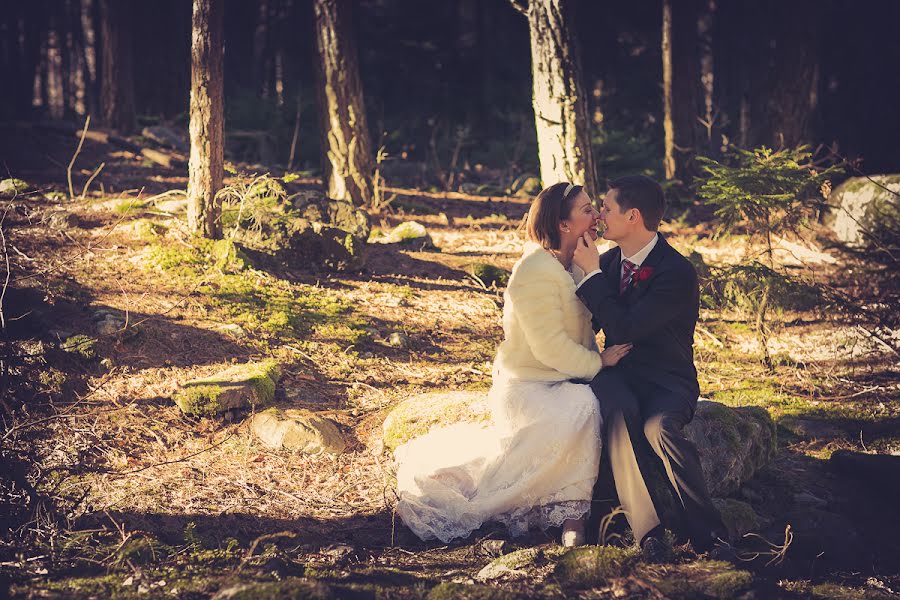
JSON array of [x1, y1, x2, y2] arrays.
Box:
[[664, 0, 703, 183], [523, 0, 597, 198], [313, 0, 374, 206], [187, 0, 224, 239], [98, 0, 135, 134]]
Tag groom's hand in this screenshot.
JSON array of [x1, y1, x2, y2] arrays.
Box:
[[573, 232, 600, 273]]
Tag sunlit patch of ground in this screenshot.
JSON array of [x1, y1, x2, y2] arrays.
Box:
[[3, 153, 898, 597]]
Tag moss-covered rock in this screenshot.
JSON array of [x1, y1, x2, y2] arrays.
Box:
[[712, 498, 759, 540], [476, 547, 542, 581], [381, 391, 490, 453], [237, 190, 370, 271], [827, 174, 900, 248], [427, 582, 526, 600], [467, 263, 510, 288], [251, 407, 346, 454], [685, 401, 777, 497], [373, 221, 436, 249], [554, 545, 638, 588], [174, 360, 280, 418], [639, 560, 753, 599], [0, 178, 31, 197]]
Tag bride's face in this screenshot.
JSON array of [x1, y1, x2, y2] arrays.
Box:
[[561, 191, 602, 243]]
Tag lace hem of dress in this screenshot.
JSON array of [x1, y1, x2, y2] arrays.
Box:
[[397, 498, 591, 544], [493, 499, 591, 538]]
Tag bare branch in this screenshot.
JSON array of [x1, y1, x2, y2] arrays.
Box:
[[508, 0, 528, 16]]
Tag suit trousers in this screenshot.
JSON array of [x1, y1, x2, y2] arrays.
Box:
[[590, 368, 724, 545]]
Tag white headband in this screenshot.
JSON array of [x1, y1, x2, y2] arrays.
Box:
[[563, 183, 575, 198]]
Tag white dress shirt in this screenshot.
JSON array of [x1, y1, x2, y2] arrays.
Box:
[[576, 233, 659, 290]]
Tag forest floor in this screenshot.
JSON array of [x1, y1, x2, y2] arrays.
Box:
[[1, 125, 898, 599]]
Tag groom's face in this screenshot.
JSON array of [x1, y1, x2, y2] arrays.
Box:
[[599, 189, 630, 241]]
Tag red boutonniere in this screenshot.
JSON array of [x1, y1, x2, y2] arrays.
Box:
[[634, 266, 654, 282]]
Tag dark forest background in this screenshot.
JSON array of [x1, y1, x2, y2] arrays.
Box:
[[2, 0, 899, 184]]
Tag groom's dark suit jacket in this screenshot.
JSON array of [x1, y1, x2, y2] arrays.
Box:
[[576, 234, 700, 400]]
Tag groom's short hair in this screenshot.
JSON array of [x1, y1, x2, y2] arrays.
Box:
[[527, 182, 583, 250], [608, 175, 665, 231]]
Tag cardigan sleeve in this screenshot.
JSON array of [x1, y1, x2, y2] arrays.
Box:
[[507, 260, 603, 379]]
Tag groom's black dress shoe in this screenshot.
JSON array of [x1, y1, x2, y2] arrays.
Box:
[[708, 538, 740, 564], [640, 534, 673, 564]]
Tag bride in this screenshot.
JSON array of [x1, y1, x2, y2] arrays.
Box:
[[394, 182, 632, 546]]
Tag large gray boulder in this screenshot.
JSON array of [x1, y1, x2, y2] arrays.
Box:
[[827, 175, 900, 248], [381, 393, 776, 497]]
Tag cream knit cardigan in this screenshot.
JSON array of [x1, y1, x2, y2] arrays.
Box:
[[492, 241, 603, 382]]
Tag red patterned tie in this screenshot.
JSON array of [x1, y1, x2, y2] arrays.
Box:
[[620, 259, 638, 295]]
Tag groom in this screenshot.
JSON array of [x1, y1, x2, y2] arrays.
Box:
[[572, 175, 726, 558]]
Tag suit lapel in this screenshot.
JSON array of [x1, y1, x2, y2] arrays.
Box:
[[624, 234, 670, 301], [602, 246, 621, 291]]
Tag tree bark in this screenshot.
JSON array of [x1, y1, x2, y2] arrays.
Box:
[[187, 0, 224, 239], [663, 0, 704, 183], [313, 0, 374, 206], [523, 0, 597, 198], [98, 0, 135, 134]]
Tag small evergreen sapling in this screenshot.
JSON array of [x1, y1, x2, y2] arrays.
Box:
[[697, 145, 842, 369]]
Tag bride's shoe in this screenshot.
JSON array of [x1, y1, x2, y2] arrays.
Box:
[[561, 518, 586, 547]]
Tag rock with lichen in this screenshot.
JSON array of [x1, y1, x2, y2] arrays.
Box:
[[381, 391, 490, 453], [372, 221, 436, 250], [476, 547, 543, 581], [173, 360, 280, 418], [251, 407, 346, 454], [827, 174, 900, 248], [0, 178, 31, 197]]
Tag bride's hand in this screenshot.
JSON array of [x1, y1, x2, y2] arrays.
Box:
[[600, 343, 632, 367]]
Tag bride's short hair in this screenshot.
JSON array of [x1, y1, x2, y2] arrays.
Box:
[[526, 182, 582, 250]]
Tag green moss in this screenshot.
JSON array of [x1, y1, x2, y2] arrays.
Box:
[[114, 198, 151, 213], [131, 218, 166, 241], [702, 568, 754, 599], [713, 498, 759, 540], [61, 334, 97, 359], [427, 582, 524, 600], [640, 560, 753, 599], [554, 545, 638, 588], [467, 263, 510, 288], [112, 534, 172, 567], [212, 238, 251, 272], [39, 367, 68, 390], [173, 360, 280, 417], [214, 579, 335, 600], [0, 178, 31, 196]]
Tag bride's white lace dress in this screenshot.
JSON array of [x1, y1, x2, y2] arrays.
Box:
[[395, 377, 601, 543], [394, 242, 603, 543]]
